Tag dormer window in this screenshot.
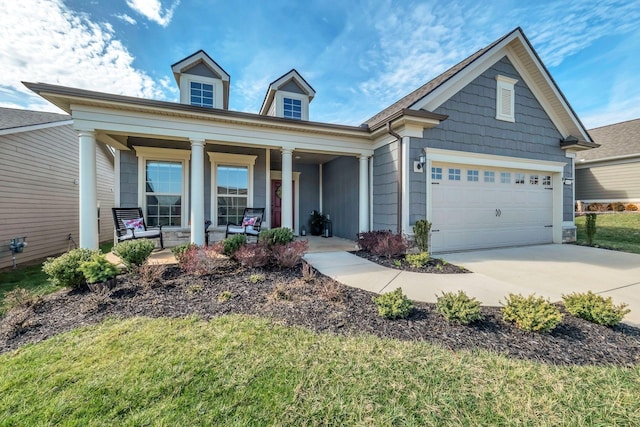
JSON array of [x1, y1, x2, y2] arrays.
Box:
[[283, 97, 302, 120], [190, 82, 214, 108]]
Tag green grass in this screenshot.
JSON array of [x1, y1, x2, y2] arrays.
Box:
[[575, 213, 640, 254], [0, 242, 114, 309], [1, 315, 638, 425]]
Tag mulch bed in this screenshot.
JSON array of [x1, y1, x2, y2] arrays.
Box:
[[1, 262, 639, 366], [352, 250, 469, 273]]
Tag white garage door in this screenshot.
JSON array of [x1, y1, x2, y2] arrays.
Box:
[[430, 162, 554, 253]]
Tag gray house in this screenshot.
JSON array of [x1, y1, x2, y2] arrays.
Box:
[[25, 27, 595, 253], [0, 107, 114, 269], [576, 118, 640, 208]]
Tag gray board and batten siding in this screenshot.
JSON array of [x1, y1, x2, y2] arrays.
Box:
[[408, 56, 573, 224], [322, 156, 359, 239], [372, 142, 399, 231]]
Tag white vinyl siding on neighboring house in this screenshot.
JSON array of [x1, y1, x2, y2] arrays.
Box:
[[576, 162, 640, 201]]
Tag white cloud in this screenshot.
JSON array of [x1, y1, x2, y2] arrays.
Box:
[[125, 0, 180, 27], [114, 13, 137, 25], [0, 0, 168, 110]]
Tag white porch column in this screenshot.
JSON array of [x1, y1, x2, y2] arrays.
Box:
[[358, 155, 369, 232], [78, 130, 99, 249], [281, 148, 293, 230], [190, 139, 205, 245]]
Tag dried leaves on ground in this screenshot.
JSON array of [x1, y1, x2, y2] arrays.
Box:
[[1, 263, 638, 366]]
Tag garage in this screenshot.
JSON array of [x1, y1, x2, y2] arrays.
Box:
[[430, 162, 555, 253]]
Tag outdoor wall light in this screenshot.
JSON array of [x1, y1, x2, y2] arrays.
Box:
[[9, 236, 27, 269], [416, 153, 426, 170]]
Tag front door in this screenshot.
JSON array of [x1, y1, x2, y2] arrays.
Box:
[[271, 179, 295, 229]]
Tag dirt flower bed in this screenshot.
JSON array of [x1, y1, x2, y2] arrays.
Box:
[[352, 250, 469, 273], [1, 262, 639, 366]]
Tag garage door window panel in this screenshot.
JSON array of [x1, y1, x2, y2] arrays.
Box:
[[448, 168, 461, 181], [467, 170, 479, 182]]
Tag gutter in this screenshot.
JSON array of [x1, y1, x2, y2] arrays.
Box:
[[386, 122, 403, 234]]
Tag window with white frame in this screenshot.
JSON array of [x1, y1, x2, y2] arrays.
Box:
[[542, 175, 552, 187], [431, 167, 442, 180], [467, 169, 479, 182], [515, 173, 525, 184], [134, 146, 190, 228], [190, 82, 214, 108], [495, 75, 518, 122], [529, 174, 539, 185], [209, 152, 257, 227], [500, 172, 511, 184], [484, 171, 495, 183], [448, 168, 461, 181], [283, 97, 302, 119]]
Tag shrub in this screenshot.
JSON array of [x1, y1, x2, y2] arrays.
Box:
[[585, 213, 597, 245], [626, 203, 638, 211], [501, 294, 563, 333], [171, 243, 197, 263], [217, 291, 233, 302], [301, 262, 316, 283], [405, 252, 430, 268], [222, 234, 247, 256], [562, 291, 630, 326], [357, 230, 392, 252], [2, 288, 40, 313], [113, 239, 156, 271], [136, 262, 166, 288], [180, 246, 233, 276], [259, 228, 295, 246], [586, 203, 602, 212], [248, 273, 265, 284], [607, 202, 625, 212], [374, 288, 413, 319], [78, 254, 119, 284], [371, 233, 408, 259], [413, 220, 431, 252], [233, 243, 270, 268], [272, 240, 309, 268], [42, 248, 99, 289], [436, 291, 484, 325], [318, 281, 344, 303]]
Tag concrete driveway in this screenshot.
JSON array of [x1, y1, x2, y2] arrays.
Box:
[[443, 244, 640, 327]]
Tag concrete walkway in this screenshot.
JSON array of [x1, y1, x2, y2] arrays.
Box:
[[304, 244, 640, 327]]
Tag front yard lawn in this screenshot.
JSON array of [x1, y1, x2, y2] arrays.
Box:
[[575, 213, 640, 254]]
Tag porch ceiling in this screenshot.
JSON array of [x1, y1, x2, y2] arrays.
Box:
[[271, 150, 338, 167]]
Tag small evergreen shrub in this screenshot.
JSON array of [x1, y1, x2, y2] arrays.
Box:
[[233, 243, 270, 268], [585, 213, 597, 245], [42, 248, 99, 288], [113, 239, 156, 271], [78, 254, 119, 284], [405, 252, 430, 268], [413, 220, 431, 252], [562, 291, 630, 326], [626, 203, 638, 211], [259, 228, 295, 246], [222, 234, 247, 256], [371, 233, 408, 259], [374, 288, 413, 319], [357, 230, 392, 252], [436, 291, 484, 325], [501, 294, 563, 333], [272, 240, 309, 268]]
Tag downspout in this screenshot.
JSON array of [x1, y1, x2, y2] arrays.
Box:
[[386, 122, 403, 234]]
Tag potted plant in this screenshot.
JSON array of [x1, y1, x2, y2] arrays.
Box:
[[309, 210, 326, 236], [77, 254, 120, 292]]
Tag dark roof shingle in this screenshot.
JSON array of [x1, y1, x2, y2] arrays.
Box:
[[0, 107, 70, 131], [578, 118, 640, 161]]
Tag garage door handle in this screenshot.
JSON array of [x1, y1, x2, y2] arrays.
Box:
[[432, 229, 440, 232], [544, 225, 553, 228], [495, 209, 502, 217]]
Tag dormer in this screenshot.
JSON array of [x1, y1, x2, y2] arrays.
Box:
[[171, 50, 230, 109], [259, 69, 315, 120]]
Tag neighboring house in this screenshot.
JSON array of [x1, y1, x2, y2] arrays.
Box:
[[575, 118, 640, 208], [0, 107, 114, 269], [25, 27, 596, 254]]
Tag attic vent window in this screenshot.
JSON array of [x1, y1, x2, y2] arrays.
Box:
[[495, 75, 518, 122], [190, 82, 214, 108], [283, 97, 302, 120]]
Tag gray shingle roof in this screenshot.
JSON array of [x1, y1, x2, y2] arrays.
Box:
[[0, 107, 70, 131], [578, 118, 640, 161]]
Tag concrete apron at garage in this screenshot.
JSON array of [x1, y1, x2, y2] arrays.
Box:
[[304, 244, 640, 327]]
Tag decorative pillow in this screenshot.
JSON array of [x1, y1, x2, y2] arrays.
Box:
[[241, 216, 259, 226], [123, 217, 145, 231]]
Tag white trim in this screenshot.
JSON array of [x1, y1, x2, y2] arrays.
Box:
[[576, 155, 640, 168], [208, 152, 257, 228], [190, 139, 206, 245], [369, 156, 373, 230], [578, 198, 640, 204], [79, 130, 99, 249], [134, 146, 191, 228], [179, 75, 224, 110], [401, 136, 410, 233], [495, 75, 517, 122], [270, 170, 301, 234], [265, 148, 271, 229], [171, 51, 230, 82], [318, 163, 323, 213], [114, 149, 121, 208], [0, 119, 73, 136], [275, 91, 309, 121]]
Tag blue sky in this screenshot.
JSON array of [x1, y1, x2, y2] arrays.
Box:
[[1, 0, 639, 129]]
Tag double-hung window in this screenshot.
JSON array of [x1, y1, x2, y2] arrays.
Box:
[[209, 153, 257, 228]]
